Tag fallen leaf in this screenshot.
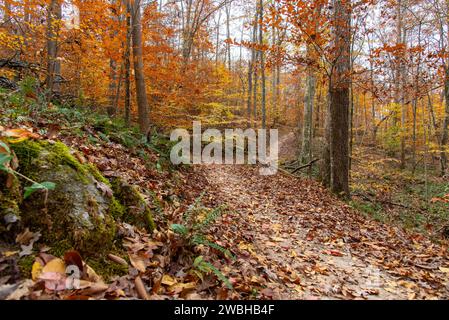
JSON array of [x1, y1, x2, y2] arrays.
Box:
[[31, 261, 44, 281], [128, 254, 146, 273], [168, 282, 196, 294], [6, 280, 34, 300], [161, 274, 177, 286], [322, 250, 345, 257], [64, 250, 84, 274], [42, 258, 66, 275], [16, 228, 40, 246], [19, 243, 34, 257]]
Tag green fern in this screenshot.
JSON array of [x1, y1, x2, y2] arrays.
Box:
[[192, 256, 233, 290], [194, 205, 226, 232], [191, 234, 234, 260]]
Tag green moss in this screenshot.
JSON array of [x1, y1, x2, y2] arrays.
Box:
[[86, 163, 111, 186], [11, 140, 90, 183], [18, 255, 35, 278], [49, 239, 74, 258], [86, 255, 128, 281], [145, 209, 156, 232], [111, 178, 156, 232], [11, 140, 120, 258], [0, 172, 22, 235], [109, 197, 126, 219], [9, 140, 43, 181]]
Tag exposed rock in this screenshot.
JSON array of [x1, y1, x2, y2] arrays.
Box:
[[111, 177, 156, 233], [3, 140, 121, 257]]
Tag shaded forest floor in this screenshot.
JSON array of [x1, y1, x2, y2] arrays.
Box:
[[351, 146, 449, 239]]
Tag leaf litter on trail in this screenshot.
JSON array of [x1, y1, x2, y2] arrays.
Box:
[[3, 119, 449, 301]]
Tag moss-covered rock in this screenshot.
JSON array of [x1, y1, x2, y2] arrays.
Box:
[[111, 178, 156, 232], [0, 172, 22, 238], [7, 140, 120, 257]]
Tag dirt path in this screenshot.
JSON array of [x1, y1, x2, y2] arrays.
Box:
[[188, 163, 449, 300]]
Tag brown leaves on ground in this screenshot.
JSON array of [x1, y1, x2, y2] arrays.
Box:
[[182, 165, 449, 300], [2, 122, 448, 300]]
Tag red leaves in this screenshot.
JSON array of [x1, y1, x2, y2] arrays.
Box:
[[322, 250, 345, 257]]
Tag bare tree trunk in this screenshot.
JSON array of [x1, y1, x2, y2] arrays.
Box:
[[329, 0, 351, 198], [300, 63, 316, 165], [394, 0, 402, 128], [400, 36, 407, 171], [124, 1, 131, 125], [271, 21, 277, 127], [247, 57, 253, 127], [252, 6, 258, 125], [46, 0, 61, 98], [215, 9, 221, 66], [258, 0, 266, 129], [130, 0, 150, 133], [320, 92, 331, 188], [108, 59, 118, 116], [225, 2, 231, 71], [441, 67, 449, 176]]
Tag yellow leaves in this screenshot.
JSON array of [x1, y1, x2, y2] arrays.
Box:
[[290, 250, 298, 258], [238, 241, 257, 256], [161, 274, 177, 286], [271, 236, 286, 243], [439, 267, 449, 273], [0, 31, 24, 50], [158, 274, 196, 295], [31, 261, 44, 281], [41, 258, 66, 275], [167, 282, 196, 294], [1, 128, 40, 144], [3, 251, 19, 258]]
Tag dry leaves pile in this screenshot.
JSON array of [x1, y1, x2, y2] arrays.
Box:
[[182, 165, 449, 300], [2, 122, 449, 300]]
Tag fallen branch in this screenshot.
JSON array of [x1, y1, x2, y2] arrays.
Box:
[[291, 159, 320, 174], [353, 191, 427, 214]]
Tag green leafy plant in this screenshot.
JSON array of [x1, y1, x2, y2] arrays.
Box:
[[0, 140, 56, 200], [190, 256, 233, 290], [170, 194, 234, 289], [171, 193, 234, 259]]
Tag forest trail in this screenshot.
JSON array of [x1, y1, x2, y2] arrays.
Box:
[[195, 164, 449, 300], [183, 132, 449, 300]]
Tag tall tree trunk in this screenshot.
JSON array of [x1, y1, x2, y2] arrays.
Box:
[[225, 3, 231, 71], [215, 9, 221, 66], [394, 0, 402, 128], [46, 0, 61, 99], [108, 59, 118, 116], [252, 6, 258, 125], [247, 58, 253, 126], [300, 62, 316, 165], [320, 92, 331, 188], [271, 21, 277, 127], [258, 0, 266, 128], [130, 0, 150, 133], [441, 67, 449, 176], [124, 1, 131, 125], [400, 31, 407, 170], [329, 0, 351, 198]]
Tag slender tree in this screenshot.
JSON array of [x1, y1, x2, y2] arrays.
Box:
[[130, 0, 150, 133]]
